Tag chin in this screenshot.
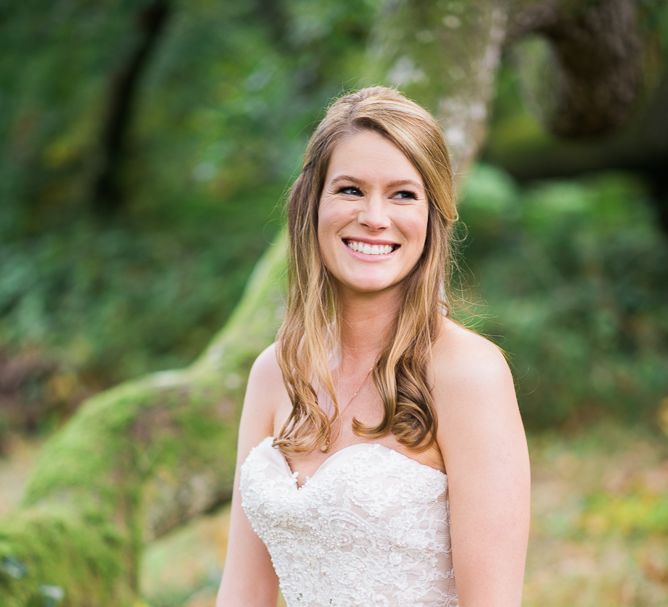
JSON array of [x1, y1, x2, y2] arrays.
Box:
[[340, 276, 404, 295]]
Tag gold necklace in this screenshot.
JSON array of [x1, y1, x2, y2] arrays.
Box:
[[320, 366, 374, 453]]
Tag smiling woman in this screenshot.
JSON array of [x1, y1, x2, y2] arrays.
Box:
[[318, 129, 429, 295], [216, 86, 530, 607]]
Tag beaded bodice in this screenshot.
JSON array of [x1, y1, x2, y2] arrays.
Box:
[[239, 436, 459, 606]]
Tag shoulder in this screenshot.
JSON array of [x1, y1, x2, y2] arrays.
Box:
[[248, 341, 283, 386], [431, 317, 514, 396], [239, 342, 285, 435], [430, 317, 523, 471]]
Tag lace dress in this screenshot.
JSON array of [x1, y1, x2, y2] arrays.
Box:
[[239, 436, 459, 606]]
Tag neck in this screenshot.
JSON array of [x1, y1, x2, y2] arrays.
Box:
[[335, 287, 402, 374]]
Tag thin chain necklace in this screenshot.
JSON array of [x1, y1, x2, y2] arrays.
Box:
[[320, 366, 374, 453]]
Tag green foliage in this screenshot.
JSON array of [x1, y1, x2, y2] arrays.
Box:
[[0, 227, 283, 606], [0, 191, 277, 389], [458, 165, 668, 428], [0, 0, 378, 432], [0, 1, 144, 234], [2, 0, 667, 438], [0, 505, 130, 607], [523, 421, 668, 606], [0, 0, 378, 246], [580, 490, 668, 538]]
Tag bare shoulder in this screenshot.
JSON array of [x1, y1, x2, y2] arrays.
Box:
[[239, 342, 286, 439], [431, 317, 524, 472], [248, 341, 283, 387], [431, 317, 514, 394]]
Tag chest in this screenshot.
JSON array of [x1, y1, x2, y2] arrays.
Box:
[[272, 399, 445, 483]]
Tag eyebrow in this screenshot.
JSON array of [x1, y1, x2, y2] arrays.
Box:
[[330, 174, 424, 190]]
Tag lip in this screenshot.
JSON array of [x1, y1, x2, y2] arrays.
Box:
[[342, 237, 400, 246], [340, 238, 399, 260]]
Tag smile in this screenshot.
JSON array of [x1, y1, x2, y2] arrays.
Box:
[[343, 239, 400, 256]]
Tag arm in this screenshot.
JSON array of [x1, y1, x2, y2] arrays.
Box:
[[216, 344, 281, 607], [433, 326, 531, 607]]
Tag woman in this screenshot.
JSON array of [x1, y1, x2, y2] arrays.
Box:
[[216, 86, 530, 607]]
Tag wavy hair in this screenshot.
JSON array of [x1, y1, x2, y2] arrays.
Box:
[[274, 86, 459, 455]]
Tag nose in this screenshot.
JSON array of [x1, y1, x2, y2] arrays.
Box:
[[357, 193, 390, 230]]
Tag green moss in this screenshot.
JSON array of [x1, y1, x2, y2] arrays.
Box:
[[0, 507, 133, 607], [0, 229, 288, 605]]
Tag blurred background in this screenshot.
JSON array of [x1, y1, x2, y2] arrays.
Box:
[[1, 1, 667, 606]]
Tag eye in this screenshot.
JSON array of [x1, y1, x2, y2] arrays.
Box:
[[337, 186, 362, 196], [394, 190, 418, 200]]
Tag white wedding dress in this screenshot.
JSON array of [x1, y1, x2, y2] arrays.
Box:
[[240, 436, 459, 606]]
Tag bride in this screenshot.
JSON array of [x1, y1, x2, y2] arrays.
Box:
[[216, 86, 530, 606]]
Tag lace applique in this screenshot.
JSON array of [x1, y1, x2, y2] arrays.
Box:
[[240, 437, 458, 607]]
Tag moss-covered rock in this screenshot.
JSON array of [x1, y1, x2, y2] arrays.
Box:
[[0, 231, 287, 606]]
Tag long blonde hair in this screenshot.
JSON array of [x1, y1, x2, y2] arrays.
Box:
[[275, 86, 458, 455]]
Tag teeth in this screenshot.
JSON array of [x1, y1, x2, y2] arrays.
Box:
[[346, 240, 395, 255]]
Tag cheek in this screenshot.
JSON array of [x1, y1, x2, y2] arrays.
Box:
[[317, 201, 351, 241], [316, 209, 331, 253], [406, 209, 429, 250], [316, 204, 338, 265]]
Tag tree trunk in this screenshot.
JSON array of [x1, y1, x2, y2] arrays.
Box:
[[511, 0, 643, 138], [365, 0, 508, 175], [91, 0, 171, 216]]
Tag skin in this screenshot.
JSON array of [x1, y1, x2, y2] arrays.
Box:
[[317, 129, 429, 299], [216, 130, 531, 606]]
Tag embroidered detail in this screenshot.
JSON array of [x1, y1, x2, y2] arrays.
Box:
[[240, 437, 459, 607]]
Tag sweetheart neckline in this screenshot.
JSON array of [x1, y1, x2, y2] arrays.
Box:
[[253, 435, 447, 489]]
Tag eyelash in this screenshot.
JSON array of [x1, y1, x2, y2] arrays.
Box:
[[336, 186, 417, 200], [396, 191, 418, 200]]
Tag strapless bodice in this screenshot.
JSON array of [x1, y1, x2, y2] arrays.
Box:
[[239, 436, 459, 606]]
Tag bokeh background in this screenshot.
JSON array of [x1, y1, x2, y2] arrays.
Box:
[[1, 1, 667, 606]]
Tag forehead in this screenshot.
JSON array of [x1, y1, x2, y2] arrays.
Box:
[[324, 129, 423, 186]]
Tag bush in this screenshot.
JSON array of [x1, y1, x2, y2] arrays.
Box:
[[458, 165, 668, 428]]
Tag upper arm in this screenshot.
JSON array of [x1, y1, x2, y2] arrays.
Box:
[[216, 343, 282, 607], [433, 329, 531, 607]]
